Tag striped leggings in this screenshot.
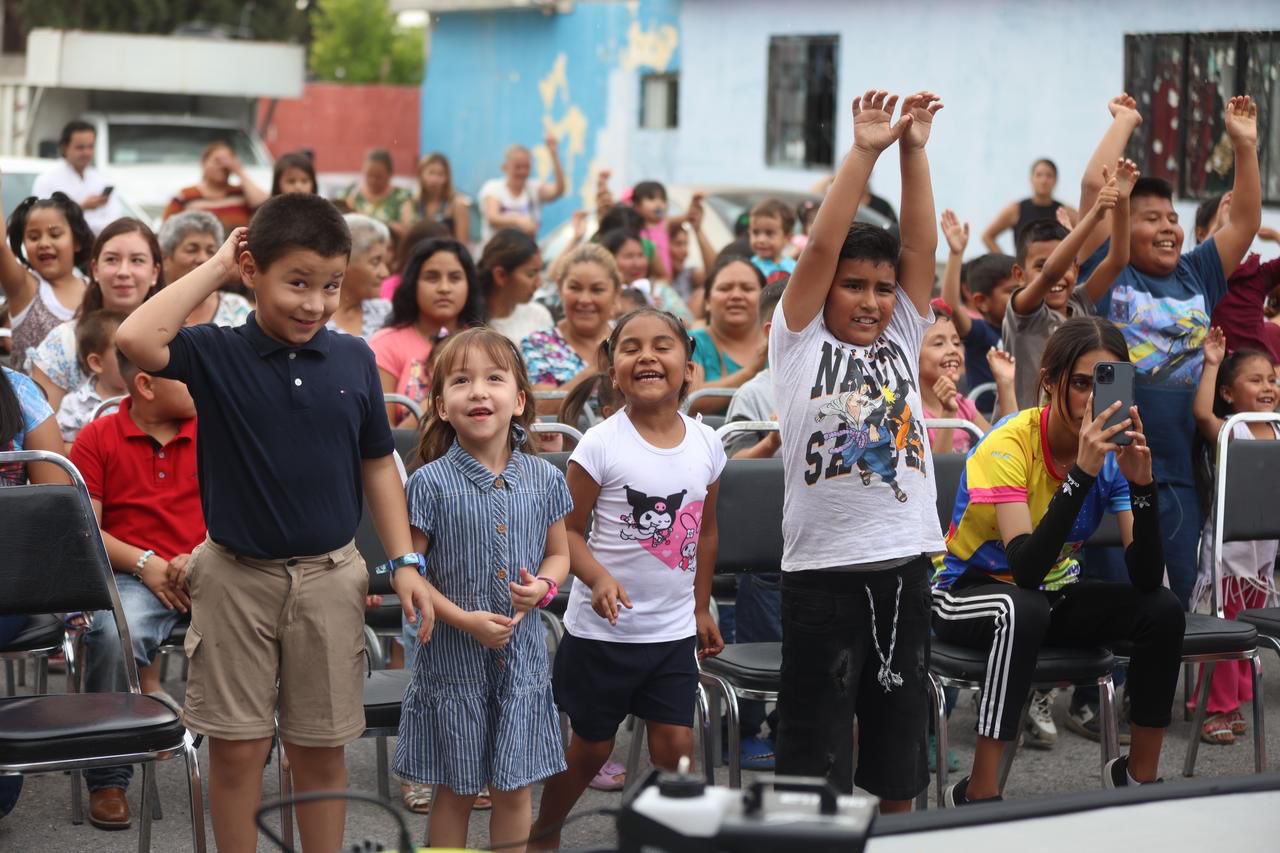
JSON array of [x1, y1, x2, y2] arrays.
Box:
[[931, 578, 1184, 741]]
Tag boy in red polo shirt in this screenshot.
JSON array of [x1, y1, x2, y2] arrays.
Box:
[[69, 347, 203, 832]]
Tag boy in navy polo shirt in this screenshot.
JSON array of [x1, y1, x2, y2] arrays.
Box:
[[117, 194, 436, 853]]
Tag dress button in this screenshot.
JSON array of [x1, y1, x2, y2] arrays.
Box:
[[289, 353, 297, 360], [294, 378, 303, 387], [494, 477, 505, 489], [496, 523, 506, 535], [497, 569, 507, 580], [158, 451, 165, 459], [157, 471, 166, 479]]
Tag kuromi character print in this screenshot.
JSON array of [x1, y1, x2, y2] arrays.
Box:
[[620, 485, 688, 546]]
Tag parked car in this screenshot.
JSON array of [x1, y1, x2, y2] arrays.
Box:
[[538, 184, 894, 272], [1, 155, 150, 224]]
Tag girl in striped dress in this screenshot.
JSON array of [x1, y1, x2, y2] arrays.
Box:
[[394, 327, 573, 851]]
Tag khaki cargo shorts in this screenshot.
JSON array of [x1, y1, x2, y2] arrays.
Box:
[[182, 537, 369, 747]]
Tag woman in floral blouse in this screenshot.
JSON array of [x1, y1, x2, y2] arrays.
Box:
[[520, 243, 620, 411]]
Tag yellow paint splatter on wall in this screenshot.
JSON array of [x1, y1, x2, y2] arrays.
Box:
[[620, 19, 678, 72], [538, 54, 569, 110], [536, 52, 588, 198]]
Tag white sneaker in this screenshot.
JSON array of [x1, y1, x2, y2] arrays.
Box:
[[1023, 689, 1058, 749]]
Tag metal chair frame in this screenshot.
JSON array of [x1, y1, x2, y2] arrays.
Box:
[[1181, 412, 1277, 777], [681, 387, 738, 413], [924, 662, 1120, 808], [0, 451, 206, 853]]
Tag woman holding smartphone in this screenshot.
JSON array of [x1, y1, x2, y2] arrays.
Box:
[[930, 316, 1184, 805]]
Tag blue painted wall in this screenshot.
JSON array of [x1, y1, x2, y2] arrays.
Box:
[[421, 0, 681, 237]]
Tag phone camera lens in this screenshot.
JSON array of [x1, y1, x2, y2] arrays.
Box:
[[1098, 364, 1114, 383]]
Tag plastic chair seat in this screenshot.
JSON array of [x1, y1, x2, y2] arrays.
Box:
[[701, 642, 781, 694], [0, 614, 64, 653], [1239, 607, 1280, 639], [711, 575, 738, 600], [0, 693, 184, 765], [363, 669, 410, 731], [365, 596, 403, 631], [931, 640, 1114, 684], [1111, 612, 1256, 659]]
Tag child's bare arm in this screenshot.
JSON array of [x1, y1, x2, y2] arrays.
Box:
[[563, 462, 612, 588], [0, 174, 35, 311], [940, 209, 973, 337], [1021, 167, 1119, 313], [1213, 96, 1262, 278], [366, 455, 437, 640], [1083, 159, 1138, 304], [898, 91, 944, 316], [782, 90, 907, 332], [538, 134, 567, 203], [116, 227, 246, 373], [1077, 94, 1142, 264], [363, 454, 416, 562], [693, 479, 724, 659], [981, 202, 1019, 253], [1193, 327, 1227, 445], [987, 348, 1018, 421]]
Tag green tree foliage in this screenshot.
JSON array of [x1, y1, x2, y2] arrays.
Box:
[[307, 0, 425, 85], [19, 0, 308, 42]]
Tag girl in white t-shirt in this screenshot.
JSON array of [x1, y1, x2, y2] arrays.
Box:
[[530, 307, 726, 849], [1189, 328, 1279, 745]]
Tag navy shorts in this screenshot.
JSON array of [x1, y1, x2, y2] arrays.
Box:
[[552, 632, 698, 743]]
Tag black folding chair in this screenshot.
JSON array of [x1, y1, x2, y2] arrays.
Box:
[[0, 450, 206, 853], [696, 422, 786, 789], [1187, 412, 1276, 776]]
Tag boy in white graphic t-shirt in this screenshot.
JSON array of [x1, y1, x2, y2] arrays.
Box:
[[771, 89, 946, 811]]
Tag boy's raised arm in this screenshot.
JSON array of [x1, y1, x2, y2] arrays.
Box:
[[1020, 165, 1119, 312], [939, 209, 972, 337], [1083, 159, 1138, 304], [897, 91, 944, 316], [782, 90, 908, 332], [116, 227, 247, 373], [1212, 96, 1262, 278], [1076, 95, 1142, 264]]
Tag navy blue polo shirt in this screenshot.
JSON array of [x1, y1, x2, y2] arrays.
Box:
[[156, 312, 395, 559]]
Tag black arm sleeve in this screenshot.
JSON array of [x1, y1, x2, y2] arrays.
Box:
[[1123, 481, 1164, 592], [1005, 465, 1097, 589]]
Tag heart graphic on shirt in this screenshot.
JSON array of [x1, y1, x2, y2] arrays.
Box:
[[631, 499, 704, 572]]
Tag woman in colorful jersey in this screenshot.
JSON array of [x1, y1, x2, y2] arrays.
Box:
[[931, 316, 1184, 805]]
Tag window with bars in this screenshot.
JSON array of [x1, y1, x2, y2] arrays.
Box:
[[765, 34, 838, 169], [1124, 31, 1279, 204]]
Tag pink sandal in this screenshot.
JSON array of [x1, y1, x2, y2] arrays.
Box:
[[589, 760, 626, 792]]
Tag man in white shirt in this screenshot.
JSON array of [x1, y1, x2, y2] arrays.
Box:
[[32, 119, 121, 234]]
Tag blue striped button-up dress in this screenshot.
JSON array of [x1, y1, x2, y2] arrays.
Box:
[[394, 440, 573, 794]]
